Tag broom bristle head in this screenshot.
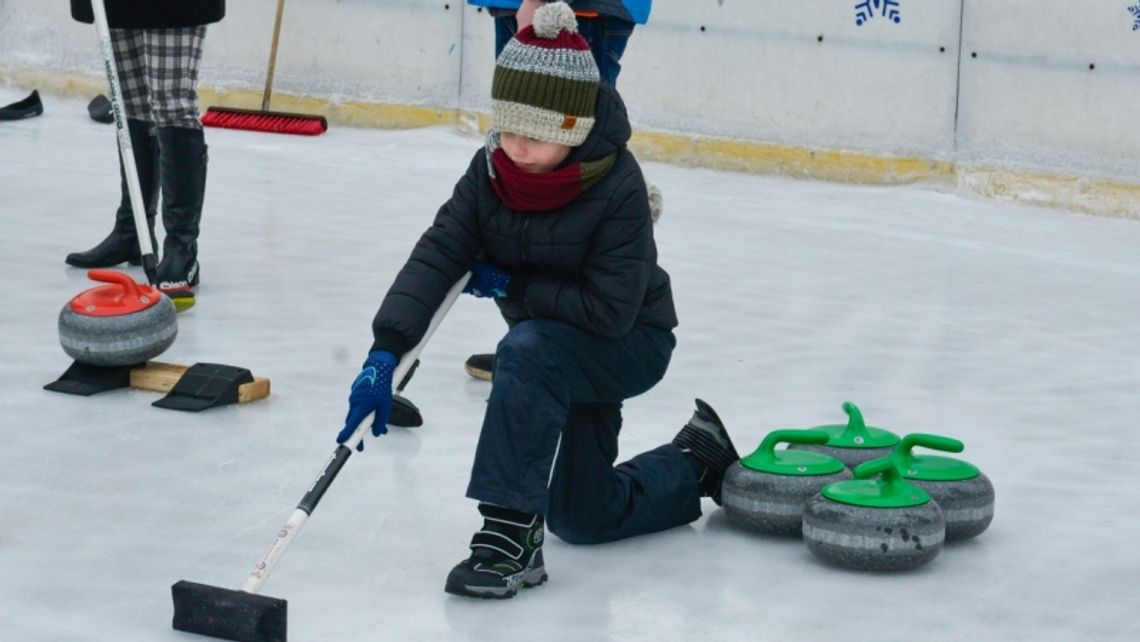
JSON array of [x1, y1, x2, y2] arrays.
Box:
[[202, 107, 328, 135]]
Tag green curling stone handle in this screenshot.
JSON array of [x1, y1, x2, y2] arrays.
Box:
[[895, 433, 980, 481], [840, 402, 871, 439], [822, 456, 931, 507], [760, 429, 828, 453], [740, 429, 846, 475], [898, 433, 963, 458], [854, 457, 903, 482]]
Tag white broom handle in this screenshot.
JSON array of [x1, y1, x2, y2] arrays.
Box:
[[91, 0, 155, 263], [241, 273, 471, 594]]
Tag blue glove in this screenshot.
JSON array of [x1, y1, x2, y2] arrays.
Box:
[[463, 261, 511, 298], [337, 350, 399, 451]]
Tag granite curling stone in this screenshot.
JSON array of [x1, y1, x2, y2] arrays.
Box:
[[59, 269, 177, 367], [786, 401, 900, 469], [722, 429, 853, 535], [802, 455, 945, 571], [895, 433, 995, 542]]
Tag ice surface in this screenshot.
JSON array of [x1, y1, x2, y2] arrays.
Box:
[[2, 90, 1139, 641]]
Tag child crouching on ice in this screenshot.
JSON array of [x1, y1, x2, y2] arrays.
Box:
[[337, 2, 740, 599]]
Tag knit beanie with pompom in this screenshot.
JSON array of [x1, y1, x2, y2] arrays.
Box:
[[491, 2, 601, 146]]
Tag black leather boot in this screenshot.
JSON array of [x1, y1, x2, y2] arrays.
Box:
[[155, 126, 207, 296], [65, 118, 159, 267]]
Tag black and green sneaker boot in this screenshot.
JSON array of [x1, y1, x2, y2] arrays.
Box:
[[672, 398, 740, 506], [445, 503, 547, 599]]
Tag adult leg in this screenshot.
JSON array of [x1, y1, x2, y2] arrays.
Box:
[[148, 26, 208, 296], [576, 16, 634, 86], [65, 29, 159, 268], [492, 14, 518, 58]]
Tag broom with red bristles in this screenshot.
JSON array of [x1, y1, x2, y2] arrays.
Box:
[[202, 0, 327, 135]]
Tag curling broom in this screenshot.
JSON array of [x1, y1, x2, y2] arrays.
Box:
[[171, 274, 469, 642], [202, 0, 327, 136]]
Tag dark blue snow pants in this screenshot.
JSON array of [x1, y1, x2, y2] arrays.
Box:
[[465, 319, 703, 545]]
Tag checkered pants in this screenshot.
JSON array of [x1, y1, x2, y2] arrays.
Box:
[[111, 26, 207, 129]]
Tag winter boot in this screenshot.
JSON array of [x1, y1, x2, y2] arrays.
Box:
[[464, 353, 495, 381], [155, 126, 207, 298], [672, 398, 740, 506], [65, 118, 159, 268], [445, 504, 547, 599]]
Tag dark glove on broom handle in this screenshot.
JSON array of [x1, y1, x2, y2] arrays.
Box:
[[337, 350, 398, 451], [463, 261, 512, 299]]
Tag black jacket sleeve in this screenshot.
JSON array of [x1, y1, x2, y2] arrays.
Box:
[[370, 151, 484, 355]]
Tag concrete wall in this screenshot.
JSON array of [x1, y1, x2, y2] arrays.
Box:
[[3, 0, 1140, 211]]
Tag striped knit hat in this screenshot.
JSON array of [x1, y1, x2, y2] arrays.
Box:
[[492, 2, 601, 147]]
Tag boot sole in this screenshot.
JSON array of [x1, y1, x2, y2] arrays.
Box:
[[463, 363, 493, 381], [64, 256, 142, 268], [444, 568, 547, 599]]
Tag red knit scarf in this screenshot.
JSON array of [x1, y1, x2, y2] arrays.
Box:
[[486, 133, 616, 212]]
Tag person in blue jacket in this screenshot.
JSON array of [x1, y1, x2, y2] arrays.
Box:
[[467, 0, 651, 87], [338, 3, 735, 600]]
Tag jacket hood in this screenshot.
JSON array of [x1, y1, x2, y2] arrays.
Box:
[[566, 83, 631, 165]]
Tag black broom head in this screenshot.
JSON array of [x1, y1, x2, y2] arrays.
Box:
[[171, 580, 287, 642]]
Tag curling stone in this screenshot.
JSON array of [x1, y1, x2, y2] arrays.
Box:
[[721, 429, 853, 535], [786, 401, 900, 468], [59, 269, 177, 367], [894, 433, 995, 542], [802, 455, 944, 571]]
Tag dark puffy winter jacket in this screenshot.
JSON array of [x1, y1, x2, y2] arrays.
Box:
[[71, 1, 225, 29], [371, 83, 676, 356]]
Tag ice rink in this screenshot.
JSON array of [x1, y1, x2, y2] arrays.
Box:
[[2, 89, 1138, 641]]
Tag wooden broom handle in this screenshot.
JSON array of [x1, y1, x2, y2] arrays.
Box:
[[262, 0, 287, 111]]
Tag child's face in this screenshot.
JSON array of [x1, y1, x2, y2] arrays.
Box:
[[500, 132, 572, 174]]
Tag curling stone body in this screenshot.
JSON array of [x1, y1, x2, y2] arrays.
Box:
[[786, 402, 900, 469], [59, 269, 177, 366], [723, 464, 852, 535], [802, 457, 946, 571], [907, 473, 993, 541], [802, 495, 944, 571], [896, 435, 995, 542], [722, 429, 852, 536]]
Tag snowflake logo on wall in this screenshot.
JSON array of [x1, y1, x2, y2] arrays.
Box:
[[855, 0, 901, 26], [1130, 4, 1140, 31]]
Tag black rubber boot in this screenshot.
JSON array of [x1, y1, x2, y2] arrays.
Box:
[[445, 504, 547, 599], [65, 118, 159, 268], [155, 126, 207, 296], [464, 353, 495, 381], [672, 399, 740, 506]]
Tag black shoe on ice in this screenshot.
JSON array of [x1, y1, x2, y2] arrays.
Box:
[[445, 504, 547, 599], [672, 398, 740, 506], [464, 353, 494, 381]]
